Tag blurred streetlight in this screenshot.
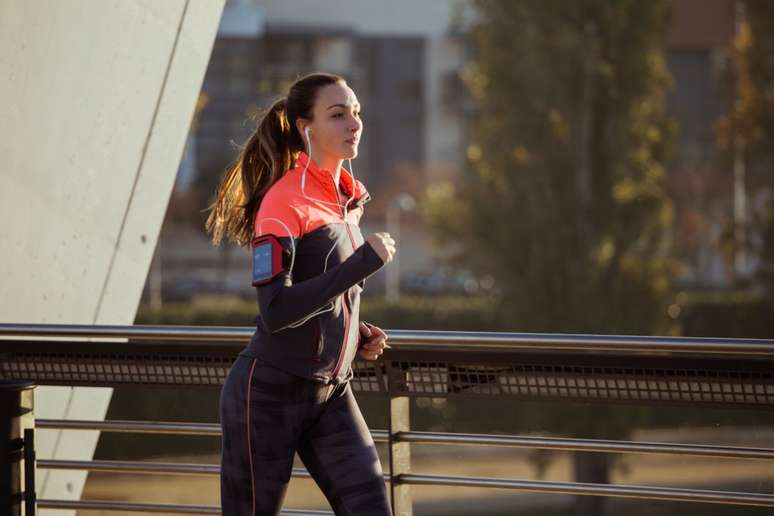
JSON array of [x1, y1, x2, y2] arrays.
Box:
[[385, 193, 416, 303]]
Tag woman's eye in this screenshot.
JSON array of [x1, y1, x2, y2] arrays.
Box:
[[333, 113, 343, 118]]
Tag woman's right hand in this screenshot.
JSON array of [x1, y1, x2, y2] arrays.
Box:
[[366, 232, 396, 264]]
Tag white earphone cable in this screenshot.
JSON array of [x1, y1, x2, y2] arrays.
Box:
[[253, 128, 359, 329]]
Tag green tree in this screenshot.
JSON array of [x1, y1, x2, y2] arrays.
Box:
[[717, 1, 774, 156], [716, 0, 774, 293], [425, 0, 676, 335], [423, 2, 676, 513]]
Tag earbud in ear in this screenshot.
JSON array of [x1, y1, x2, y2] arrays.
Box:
[[304, 127, 311, 139]]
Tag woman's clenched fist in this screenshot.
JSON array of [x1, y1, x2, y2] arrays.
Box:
[[366, 232, 396, 264]]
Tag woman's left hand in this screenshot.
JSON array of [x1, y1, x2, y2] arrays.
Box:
[[358, 322, 389, 361]]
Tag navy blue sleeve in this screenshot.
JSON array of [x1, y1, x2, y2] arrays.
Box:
[[255, 237, 385, 333]]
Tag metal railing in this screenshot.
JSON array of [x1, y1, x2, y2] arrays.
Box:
[[2, 323, 774, 515]]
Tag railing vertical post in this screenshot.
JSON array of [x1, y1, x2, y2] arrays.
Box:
[[0, 381, 35, 516], [388, 394, 412, 516], [23, 428, 35, 516], [386, 357, 413, 516]]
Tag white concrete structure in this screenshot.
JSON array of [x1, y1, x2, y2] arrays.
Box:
[[0, 0, 225, 512]]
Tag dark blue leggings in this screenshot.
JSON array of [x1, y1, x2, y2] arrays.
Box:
[[219, 355, 392, 516]]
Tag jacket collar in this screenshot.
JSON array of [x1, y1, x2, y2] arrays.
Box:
[[294, 151, 370, 206]]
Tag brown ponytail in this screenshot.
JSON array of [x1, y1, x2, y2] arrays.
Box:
[[205, 72, 345, 247]]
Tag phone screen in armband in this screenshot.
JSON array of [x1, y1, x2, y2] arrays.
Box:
[[251, 234, 284, 286]]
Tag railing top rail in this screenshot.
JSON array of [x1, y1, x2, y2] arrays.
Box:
[[2, 323, 774, 355]]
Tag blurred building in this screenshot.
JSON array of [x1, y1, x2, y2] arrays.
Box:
[[150, 0, 474, 303], [665, 0, 771, 288], [194, 0, 471, 192], [664, 0, 738, 287]]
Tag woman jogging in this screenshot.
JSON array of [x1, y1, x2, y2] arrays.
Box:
[[206, 72, 396, 516]]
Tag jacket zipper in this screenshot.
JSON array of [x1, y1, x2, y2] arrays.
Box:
[[330, 187, 358, 380]]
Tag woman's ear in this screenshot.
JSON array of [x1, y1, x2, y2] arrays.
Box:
[[295, 118, 309, 140]]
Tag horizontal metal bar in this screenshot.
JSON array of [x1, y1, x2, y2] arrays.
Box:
[[36, 419, 222, 436], [386, 330, 774, 355], [397, 431, 774, 460], [0, 323, 252, 342], [398, 473, 774, 507], [36, 419, 774, 461], [38, 459, 221, 476], [34, 418, 390, 442], [37, 499, 333, 515], [37, 459, 391, 483], [38, 459, 311, 478], [37, 499, 221, 514], [3, 323, 774, 355]]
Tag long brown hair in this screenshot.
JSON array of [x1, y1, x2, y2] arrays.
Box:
[[205, 72, 346, 247]]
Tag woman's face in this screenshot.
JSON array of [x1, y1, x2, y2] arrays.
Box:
[[302, 82, 362, 162]]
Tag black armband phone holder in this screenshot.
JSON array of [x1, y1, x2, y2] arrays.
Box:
[[251, 234, 285, 286]]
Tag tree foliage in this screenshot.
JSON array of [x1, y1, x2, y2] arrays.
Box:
[[716, 1, 774, 293], [717, 1, 774, 153], [424, 0, 677, 334]]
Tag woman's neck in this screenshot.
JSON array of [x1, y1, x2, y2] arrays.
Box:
[[308, 147, 343, 186]]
